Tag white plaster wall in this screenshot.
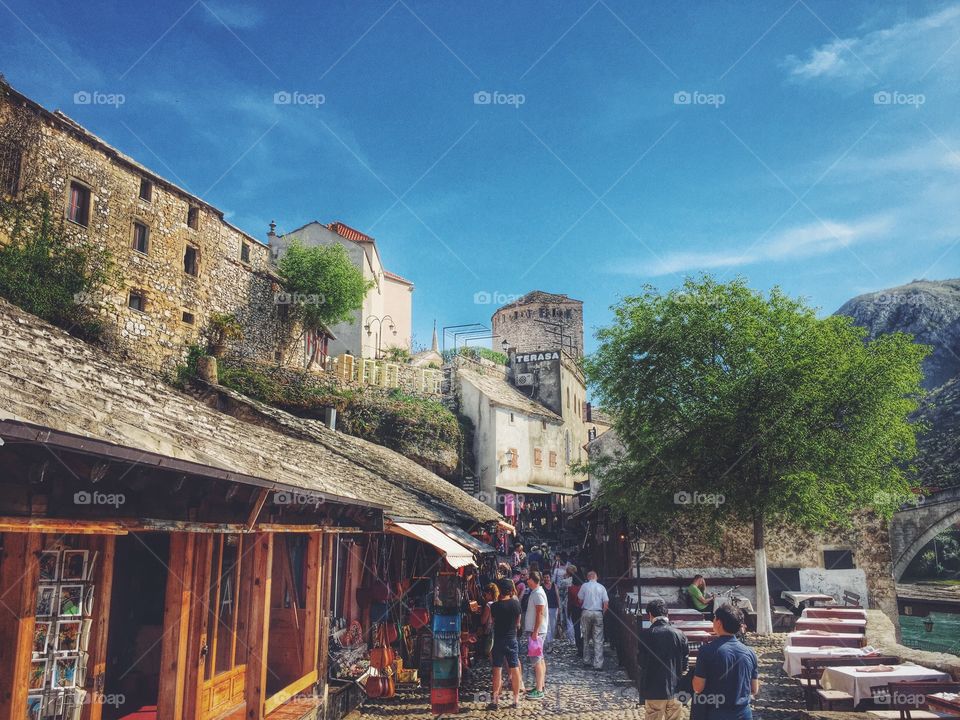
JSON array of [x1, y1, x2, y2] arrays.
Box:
[[799, 568, 868, 605], [383, 277, 413, 352]]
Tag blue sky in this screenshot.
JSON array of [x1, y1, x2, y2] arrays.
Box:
[[2, 0, 959, 354]]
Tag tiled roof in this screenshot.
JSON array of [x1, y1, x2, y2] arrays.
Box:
[[458, 368, 562, 422], [0, 299, 499, 527], [383, 270, 414, 286], [329, 222, 375, 244]]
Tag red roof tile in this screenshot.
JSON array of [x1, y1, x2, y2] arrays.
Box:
[[383, 270, 414, 286], [330, 221, 375, 244]]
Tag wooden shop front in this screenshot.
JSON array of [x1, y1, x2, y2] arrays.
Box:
[[0, 420, 383, 720]]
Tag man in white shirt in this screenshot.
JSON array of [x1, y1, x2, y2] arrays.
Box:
[[523, 571, 549, 699], [577, 570, 609, 669]]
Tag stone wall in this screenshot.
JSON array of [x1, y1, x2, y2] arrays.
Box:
[[636, 513, 899, 621], [0, 82, 291, 374], [491, 291, 584, 358]]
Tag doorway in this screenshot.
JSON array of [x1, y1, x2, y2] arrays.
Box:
[[103, 533, 170, 720]]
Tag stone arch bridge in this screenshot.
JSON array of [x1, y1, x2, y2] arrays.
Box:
[[890, 485, 960, 580]]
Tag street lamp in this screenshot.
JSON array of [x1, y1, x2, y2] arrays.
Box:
[[364, 314, 396, 359], [630, 535, 646, 614]]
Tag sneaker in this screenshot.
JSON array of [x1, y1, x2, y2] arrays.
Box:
[[526, 690, 545, 700], [485, 702, 499, 711], [510, 701, 520, 709]]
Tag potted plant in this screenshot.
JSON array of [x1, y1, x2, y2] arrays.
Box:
[[205, 312, 243, 358]]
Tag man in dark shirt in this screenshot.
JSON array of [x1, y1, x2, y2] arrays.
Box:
[[489, 578, 523, 709], [693, 604, 759, 720], [638, 599, 689, 720]]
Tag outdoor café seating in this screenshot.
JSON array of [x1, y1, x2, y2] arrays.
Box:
[[818, 662, 951, 710], [796, 616, 868, 634], [803, 607, 868, 620], [868, 680, 960, 719], [788, 630, 866, 648], [799, 656, 901, 710]]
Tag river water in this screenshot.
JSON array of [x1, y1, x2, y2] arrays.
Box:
[[900, 611, 960, 655]]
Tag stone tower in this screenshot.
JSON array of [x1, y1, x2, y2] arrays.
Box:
[[491, 291, 584, 358]]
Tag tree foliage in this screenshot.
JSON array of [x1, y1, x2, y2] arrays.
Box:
[[0, 192, 114, 339], [277, 241, 372, 332], [585, 276, 930, 533]]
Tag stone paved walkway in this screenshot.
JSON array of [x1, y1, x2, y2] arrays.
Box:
[[351, 632, 806, 719]]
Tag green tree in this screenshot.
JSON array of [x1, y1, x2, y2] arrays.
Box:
[[585, 277, 929, 633], [277, 241, 373, 363], [0, 192, 113, 339]]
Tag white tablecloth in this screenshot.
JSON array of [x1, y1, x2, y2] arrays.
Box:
[[787, 631, 864, 647], [782, 591, 835, 608], [795, 618, 867, 632], [800, 607, 866, 620], [821, 665, 950, 706], [782, 646, 867, 676]]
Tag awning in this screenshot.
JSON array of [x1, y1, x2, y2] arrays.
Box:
[[495, 481, 549, 495], [438, 524, 497, 555], [530, 484, 579, 496], [389, 521, 476, 568]]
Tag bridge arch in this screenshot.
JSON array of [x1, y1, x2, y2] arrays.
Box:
[[891, 488, 960, 580]]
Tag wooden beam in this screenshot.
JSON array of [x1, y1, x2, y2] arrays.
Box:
[[82, 536, 115, 720], [301, 533, 322, 678], [0, 518, 128, 534], [246, 489, 270, 530], [244, 533, 273, 720], [0, 532, 41, 720], [184, 535, 212, 720], [157, 533, 195, 720]]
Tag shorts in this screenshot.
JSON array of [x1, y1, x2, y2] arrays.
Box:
[[491, 638, 520, 668], [525, 631, 548, 664]]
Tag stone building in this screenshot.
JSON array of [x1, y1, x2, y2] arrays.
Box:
[[0, 80, 304, 373], [492, 290, 584, 358], [269, 220, 414, 358]]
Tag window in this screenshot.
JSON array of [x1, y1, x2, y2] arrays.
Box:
[[823, 549, 855, 570], [508, 448, 519, 468], [548, 451, 557, 468], [187, 205, 199, 230], [139, 177, 153, 202], [132, 221, 149, 253], [0, 146, 21, 195], [182, 310, 195, 325], [183, 245, 199, 276], [509, 412, 515, 424], [66, 181, 91, 226], [534, 448, 542, 466], [541, 420, 547, 431], [128, 290, 146, 312], [567, 388, 570, 409], [240, 242, 251, 263]]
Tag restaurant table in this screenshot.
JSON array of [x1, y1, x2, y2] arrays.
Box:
[[641, 620, 715, 631], [787, 631, 865, 648], [795, 617, 867, 634], [782, 591, 836, 609], [782, 646, 869, 676], [668, 609, 709, 619], [927, 692, 960, 716], [801, 607, 867, 620], [820, 664, 951, 706]]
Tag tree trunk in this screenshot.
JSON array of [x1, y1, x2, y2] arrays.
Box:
[[754, 514, 773, 634]]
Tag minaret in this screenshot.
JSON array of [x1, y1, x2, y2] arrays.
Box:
[[431, 320, 439, 352]]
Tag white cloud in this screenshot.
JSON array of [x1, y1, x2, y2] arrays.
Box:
[[616, 216, 893, 277], [785, 4, 960, 83]]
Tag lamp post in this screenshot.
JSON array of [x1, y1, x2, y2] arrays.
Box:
[[630, 535, 646, 614], [364, 314, 396, 359]]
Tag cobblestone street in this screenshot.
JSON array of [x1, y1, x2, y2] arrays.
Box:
[[352, 633, 806, 719]]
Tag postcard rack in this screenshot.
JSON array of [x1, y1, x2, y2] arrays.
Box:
[[28, 546, 98, 720]]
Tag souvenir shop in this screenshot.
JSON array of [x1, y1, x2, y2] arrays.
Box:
[[0, 421, 382, 720], [324, 521, 500, 717], [496, 485, 578, 543]]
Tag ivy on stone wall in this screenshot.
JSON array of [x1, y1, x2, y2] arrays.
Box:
[[0, 192, 116, 341]]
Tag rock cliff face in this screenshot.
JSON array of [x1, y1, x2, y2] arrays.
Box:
[[835, 279, 960, 391], [835, 278, 960, 488]]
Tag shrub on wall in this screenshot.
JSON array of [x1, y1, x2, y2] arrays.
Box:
[[0, 192, 115, 340]]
